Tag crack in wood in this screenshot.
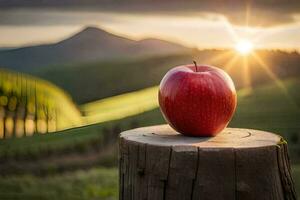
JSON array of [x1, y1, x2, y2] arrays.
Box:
[[241, 131, 252, 138]]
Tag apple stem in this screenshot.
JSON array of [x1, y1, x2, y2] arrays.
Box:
[[193, 60, 198, 72]]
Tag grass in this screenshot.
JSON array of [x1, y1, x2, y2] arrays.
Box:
[[1, 78, 300, 161], [81, 86, 158, 125], [0, 78, 300, 199], [0, 122, 106, 159], [230, 78, 300, 144], [0, 108, 163, 161], [0, 164, 299, 200], [80, 77, 300, 139], [0, 167, 118, 200], [292, 165, 300, 198], [0, 163, 300, 200]]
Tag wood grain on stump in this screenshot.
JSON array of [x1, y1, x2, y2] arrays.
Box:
[[119, 125, 296, 200]]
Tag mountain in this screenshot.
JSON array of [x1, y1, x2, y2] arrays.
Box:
[[0, 26, 190, 72]]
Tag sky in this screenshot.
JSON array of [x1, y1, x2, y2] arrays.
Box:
[[0, 1, 300, 50]]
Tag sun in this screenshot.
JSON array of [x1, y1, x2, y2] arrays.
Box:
[[235, 40, 253, 55]]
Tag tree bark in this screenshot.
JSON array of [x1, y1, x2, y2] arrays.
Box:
[[119, 125, 297, 200]]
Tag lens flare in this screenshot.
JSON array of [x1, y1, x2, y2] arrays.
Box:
[[235, 40, 253, 55]]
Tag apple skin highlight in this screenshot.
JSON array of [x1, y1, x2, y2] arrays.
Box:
[[158, 64, 237, 137]]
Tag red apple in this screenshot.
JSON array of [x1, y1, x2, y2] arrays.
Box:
[[158, 63, 237, 137]]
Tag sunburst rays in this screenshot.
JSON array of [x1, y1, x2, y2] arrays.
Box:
[[250, 52, 287, 93], [242, 55, 252, 90], [202, 50, 235, 65], [223, 54, 239, 73], [212, 3, 296, 107], [250, 52, 298, 107]]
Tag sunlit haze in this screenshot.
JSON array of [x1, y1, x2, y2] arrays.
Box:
[[0, 9, 300, 51], [235, 40, 254, 55]]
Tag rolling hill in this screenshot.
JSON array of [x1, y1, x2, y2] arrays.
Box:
[[35, 53, 197, 103], [0, 69, 82, 138], [1, 26, 299, 105], [2, 77, 299, 160], [81, 86, 158, 125], [0, 26, 190, 71], [0, 78, 299, 177], [0, 78, 299, 199], [34, 50, 300, 103]]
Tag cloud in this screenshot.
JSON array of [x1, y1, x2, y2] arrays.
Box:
[[0, 0, 300, 26], [0, 0, 300, 49]]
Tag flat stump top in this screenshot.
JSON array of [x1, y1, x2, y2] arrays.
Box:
[[120, 124, 282, 148]]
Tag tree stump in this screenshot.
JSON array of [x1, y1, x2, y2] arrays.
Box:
[[119, 125, 296, 200]]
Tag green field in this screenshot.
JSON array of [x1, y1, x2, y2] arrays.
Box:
[[34, 50, 300, 104], [0, 108, 164, 175], [81, 86, 158, 125], [1, 78, 299, 162], [0, 167, 118, 200], [81, 77, 300, 140], [0, 78, 300, 199], [231, 78, 300, 138], [2, 164, 300, 200], [34, 53, 197, 103]]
